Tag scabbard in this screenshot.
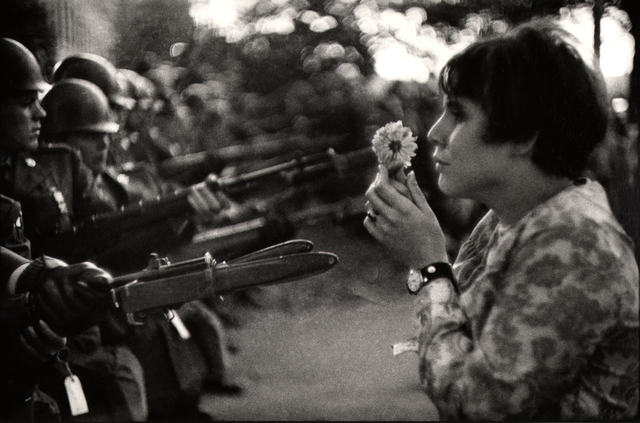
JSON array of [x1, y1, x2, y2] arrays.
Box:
[[114, 269, 214, 313], [113, 252, 338, 313]]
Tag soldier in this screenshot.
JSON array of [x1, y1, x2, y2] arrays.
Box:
[[50, 53, 140, 172], [40, 77, 240, 421], [0, 36, 148, 422], [1, 244, 115, 421], [117, 68, 174, 166]]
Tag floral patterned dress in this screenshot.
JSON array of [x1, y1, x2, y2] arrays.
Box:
[[414, 178, 639, 420]]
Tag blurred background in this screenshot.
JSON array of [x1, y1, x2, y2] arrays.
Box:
[[1, 0, 636, 254]]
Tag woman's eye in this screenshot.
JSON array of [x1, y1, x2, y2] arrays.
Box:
[[449, 109, 464, 121]]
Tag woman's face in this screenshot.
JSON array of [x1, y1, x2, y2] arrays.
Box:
[[427, 95, 513, 202]]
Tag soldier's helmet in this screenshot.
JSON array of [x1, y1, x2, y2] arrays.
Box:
[[0, 37, 50, 93], [41, 79, 119, 138], [51, 53, 134, 110], [118, 68, 157, 111]]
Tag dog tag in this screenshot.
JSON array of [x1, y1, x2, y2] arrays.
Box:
[[64, 375, 89, 416]]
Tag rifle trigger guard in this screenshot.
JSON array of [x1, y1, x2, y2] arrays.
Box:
[[126, 312, 145, 326]]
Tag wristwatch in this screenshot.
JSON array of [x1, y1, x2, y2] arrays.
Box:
[[407, 262, 455, 295]]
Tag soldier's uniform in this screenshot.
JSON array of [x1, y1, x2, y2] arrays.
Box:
[[0, 144, 112, 260], [0, 246, 62, 421], [0, 194, 31, 259], [0, 197, 51, 420], [86, 167, 232, 421], [0, 146, 148, 422]]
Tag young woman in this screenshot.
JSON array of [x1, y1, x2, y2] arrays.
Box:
[[364, 20, 638, 421]]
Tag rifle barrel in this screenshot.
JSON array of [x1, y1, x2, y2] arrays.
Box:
[[154, 134, 349, 180], [59, 146, 374, 262]]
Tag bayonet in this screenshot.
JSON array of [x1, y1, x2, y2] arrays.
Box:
[[111, 240, 337, 313]]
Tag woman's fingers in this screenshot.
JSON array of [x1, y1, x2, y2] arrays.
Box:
[[406, 171, 433, 214]]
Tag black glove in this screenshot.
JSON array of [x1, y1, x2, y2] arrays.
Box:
[[16, 257, 114, 337]]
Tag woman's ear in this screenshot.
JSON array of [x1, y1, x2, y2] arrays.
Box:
[[508, 134, 537, 158]]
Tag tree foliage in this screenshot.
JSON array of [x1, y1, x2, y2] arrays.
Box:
[[114, 0, 194, 72], [182, 0, 604, 96]]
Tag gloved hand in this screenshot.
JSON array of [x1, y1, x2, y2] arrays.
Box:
[[16, 320, 66, 364], [35, 261, 113, 337], [16, 258, 114, 337]]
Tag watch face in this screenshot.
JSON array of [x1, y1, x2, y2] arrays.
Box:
[[407, 269, 423, 293]]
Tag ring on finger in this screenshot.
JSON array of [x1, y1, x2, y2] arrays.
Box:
[[367, 210, 378, 222]]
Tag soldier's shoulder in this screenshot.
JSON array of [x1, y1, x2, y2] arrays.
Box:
[[35, 142, 80, 156], [31, 143, 83, 165]]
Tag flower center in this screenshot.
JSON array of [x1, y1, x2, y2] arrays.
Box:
[[389, 140, 402, 156]]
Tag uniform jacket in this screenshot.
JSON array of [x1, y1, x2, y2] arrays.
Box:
[[1, 194, 31, 259], [0, 144, 113, 258]]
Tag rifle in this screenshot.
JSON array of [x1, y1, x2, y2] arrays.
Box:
[[167, 194, 368, 263], [39, 147, 376, 262], [2, 240, 338, 330], [123, 133, 349, 183]]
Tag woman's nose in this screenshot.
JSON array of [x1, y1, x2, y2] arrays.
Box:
[[427, 115, 447, 147]]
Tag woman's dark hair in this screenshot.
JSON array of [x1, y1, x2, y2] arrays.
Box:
[[439, 19, 610, 179]]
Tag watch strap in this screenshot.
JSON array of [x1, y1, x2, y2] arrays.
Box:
[[408, 262, 455, 295]]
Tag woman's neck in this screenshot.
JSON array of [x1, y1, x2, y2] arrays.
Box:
[[487, 165, 573, 227]]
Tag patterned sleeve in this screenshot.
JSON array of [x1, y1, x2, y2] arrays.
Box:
[[415, 219, 636, 420]]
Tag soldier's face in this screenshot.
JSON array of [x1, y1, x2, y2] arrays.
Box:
[[66, 132, 111, 174], [0, 91, 46, 155]]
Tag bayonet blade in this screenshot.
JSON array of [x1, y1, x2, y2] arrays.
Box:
[[229, 239, 314, 264]]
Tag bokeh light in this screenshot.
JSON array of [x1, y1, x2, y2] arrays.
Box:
[[191, 0, 635, 84]]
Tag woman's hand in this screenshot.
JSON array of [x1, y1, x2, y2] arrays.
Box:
[[364, 165, 448, 269]]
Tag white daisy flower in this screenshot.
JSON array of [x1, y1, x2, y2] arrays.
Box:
[[371, 120, 418, 170]]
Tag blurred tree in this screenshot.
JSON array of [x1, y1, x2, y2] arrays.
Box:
[[226, 0, 375, 94], [185, 0, 602, 94], [114, 0, 194, 72]]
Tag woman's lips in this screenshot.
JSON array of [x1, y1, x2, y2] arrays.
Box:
[[434, 158, 449, 172]]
